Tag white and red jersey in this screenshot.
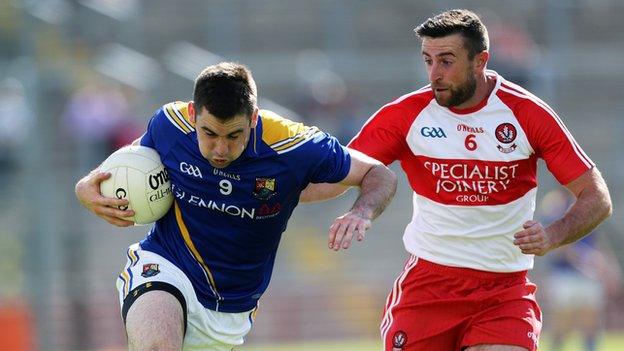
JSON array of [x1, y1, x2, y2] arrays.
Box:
[[349, 71, 593, 272]]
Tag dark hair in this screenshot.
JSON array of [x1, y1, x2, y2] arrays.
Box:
[[193, 62, 257, 120], [414, 9, 489, 59]]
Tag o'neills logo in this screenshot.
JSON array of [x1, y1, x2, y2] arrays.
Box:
[[457, 123, 484, 133], [149, 169, 170, 189], [424, 161, 519, 203]]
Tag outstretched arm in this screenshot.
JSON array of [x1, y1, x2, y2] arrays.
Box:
[[300, 148, 392, 204], [307, 148, 397, 251], [514, 168, 612, 256]]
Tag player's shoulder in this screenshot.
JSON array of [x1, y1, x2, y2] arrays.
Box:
[[155, 101, 196, 134], [495, 78, 571, 138], [259, 109, 321, 154], [496, 79, 553, 116]]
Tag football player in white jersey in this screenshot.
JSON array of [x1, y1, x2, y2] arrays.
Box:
[[302, 9, 612, 351]]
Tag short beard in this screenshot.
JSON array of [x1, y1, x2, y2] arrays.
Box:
[[436, 71, 477, 107]]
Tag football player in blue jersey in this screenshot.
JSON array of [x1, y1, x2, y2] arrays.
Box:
[[75, 62, 397, 350]]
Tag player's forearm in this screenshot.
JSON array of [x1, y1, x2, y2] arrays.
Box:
[[350, 164, 397, 220], [547, 178, 612, 247]]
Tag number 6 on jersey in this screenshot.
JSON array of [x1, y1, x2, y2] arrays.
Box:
[[464, 134, 478, 151]]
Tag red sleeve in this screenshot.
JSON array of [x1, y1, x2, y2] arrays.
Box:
[[348, 103, 412, 165], [515, 99, 594, 185]]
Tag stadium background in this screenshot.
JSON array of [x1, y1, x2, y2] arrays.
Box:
[[1, 0, 623, 350]]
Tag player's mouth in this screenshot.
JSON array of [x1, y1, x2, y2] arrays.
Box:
[[209, 156, 230, 167]]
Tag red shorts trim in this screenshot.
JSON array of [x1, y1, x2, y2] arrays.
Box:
[[381, 256, 542, 351]]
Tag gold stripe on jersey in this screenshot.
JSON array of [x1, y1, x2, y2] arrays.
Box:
[[174, 201, 219, 296], [163, 101, 195, 134], [260, 109, 320, 154]]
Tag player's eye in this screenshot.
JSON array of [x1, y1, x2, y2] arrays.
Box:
[[228, 134, 240, 140]]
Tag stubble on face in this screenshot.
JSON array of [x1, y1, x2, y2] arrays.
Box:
[[434, 69, 477, 107]]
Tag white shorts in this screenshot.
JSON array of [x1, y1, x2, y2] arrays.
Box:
[[116, 243, 257, 351]]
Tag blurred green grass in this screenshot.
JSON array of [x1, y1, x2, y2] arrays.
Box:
[[238, 333, 624, 351]]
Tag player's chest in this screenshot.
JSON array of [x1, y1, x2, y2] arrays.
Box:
[[406, 108, 531, 161], [164, 154, 297, 211]]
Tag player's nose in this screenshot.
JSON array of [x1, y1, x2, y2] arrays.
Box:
[[428, 63, 442, 83], [213, 139, 229, 155]]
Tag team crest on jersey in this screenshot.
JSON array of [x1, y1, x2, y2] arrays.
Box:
[[253, 178, 277, 200], [392, 330, 407, 350], [141, 264, 160, 278], [495, 123, 517, 143], [495, 123, 518, 153]]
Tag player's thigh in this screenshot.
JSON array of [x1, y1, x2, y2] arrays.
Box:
[[126, 290, 184, 351], [465, 345, 528, 351]]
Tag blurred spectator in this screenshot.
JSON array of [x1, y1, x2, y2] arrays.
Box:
[[62, 79, 142, 168], [540, 189, 622, 351], [0, 78, 31, 169], [0, 77, 32, 201], [292, 49, 361, 142], [479, 10, 539, 88]]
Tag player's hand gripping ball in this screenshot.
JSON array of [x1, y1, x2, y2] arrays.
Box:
[[99, 145, 173, 225]]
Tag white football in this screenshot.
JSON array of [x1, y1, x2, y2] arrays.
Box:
[[99, 145, 173, 225]]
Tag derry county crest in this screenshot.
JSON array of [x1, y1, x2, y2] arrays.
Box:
[[495, 123, 518, 153], [253, 178, 277, 200], [495, 123, 517, 143], [392, 330, 407, 351]]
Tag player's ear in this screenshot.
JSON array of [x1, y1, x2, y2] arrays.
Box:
[[250, 108, 259, 128], [188, 101, 196, 124], [474, 51, 489, 71]]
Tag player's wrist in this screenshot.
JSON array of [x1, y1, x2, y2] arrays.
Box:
[[350, 206, 374, 220]]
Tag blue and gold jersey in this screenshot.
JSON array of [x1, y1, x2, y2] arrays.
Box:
[[138, 101, 351, 312]]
